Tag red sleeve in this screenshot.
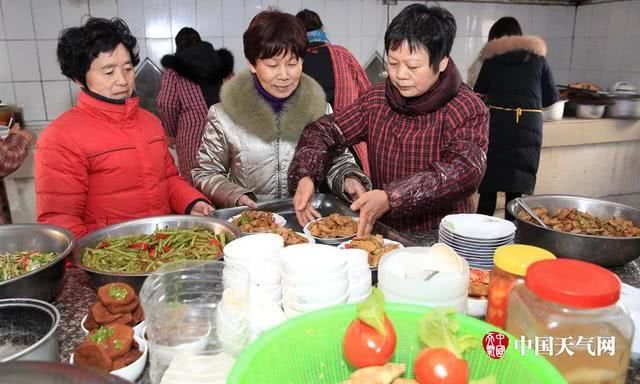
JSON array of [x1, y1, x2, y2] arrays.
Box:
[[35, 127, 89, 239], [164, 143, 209, 213], [157, 69, 180, 138], [287, 91, 370, 193], [0, 134, 29, 177], [383, 92, 489, 218]]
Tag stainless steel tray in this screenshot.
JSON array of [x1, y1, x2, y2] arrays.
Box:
[[212, 194, 416, 247]]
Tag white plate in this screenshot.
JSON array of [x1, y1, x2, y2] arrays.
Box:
[[440, 214, 516, 240], [303, 216, 358, 244], [438, 228, 514, 245], [228, 212, 287, 228]]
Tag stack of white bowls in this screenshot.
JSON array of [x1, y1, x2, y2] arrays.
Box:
[[280, 244, 349, 318], [341, 248, 373, 303], [378, 244, 470, 313], [223, 233, 284, 306]]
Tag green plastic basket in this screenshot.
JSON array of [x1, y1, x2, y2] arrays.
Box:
[[228, 303, 567, 384]]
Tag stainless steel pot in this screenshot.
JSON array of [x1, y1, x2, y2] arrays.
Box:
[[0, 298, 60, 362], [507, 195, 640, 267], [0, 224, 75, 301], [606, 81, 640, 119], [575, 104, 606, 119], [72, 215, 241, 291]]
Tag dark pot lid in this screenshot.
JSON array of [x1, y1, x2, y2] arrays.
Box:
[[0, 362, 131, 384]]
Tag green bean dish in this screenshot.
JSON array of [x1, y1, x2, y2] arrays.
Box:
[[1, 251, 58, 281], [81, 228, 228, 273]]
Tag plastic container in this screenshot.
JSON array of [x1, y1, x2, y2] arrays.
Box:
[[227, 303, 566, 383], [486, 245, 555, 328], [506, 259, 634, 384], [139, 260, 249, 384]]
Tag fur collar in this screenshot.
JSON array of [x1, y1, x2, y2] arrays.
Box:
[[481, 35, 547, 61], [220, 70, 327, 142]]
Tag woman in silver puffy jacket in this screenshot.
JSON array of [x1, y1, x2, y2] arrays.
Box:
[[192, 10, 369, 209]]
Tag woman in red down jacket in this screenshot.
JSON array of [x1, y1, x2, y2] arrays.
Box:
[[35, 18, 213, 239]]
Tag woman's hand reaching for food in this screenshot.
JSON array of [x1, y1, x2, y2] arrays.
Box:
[[350, 190, 391, 236], [344, 177, 367, 201], [190, 201, 215, 216], [237, 194, 258, 209], [293, 176, 321, 227]]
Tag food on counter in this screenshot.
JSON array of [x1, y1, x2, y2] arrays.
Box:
[[0, 250, 57, 281], [232, 211, 280, 233], [84, 283, 144, 331], [74, 324, 142, 372], [345, 235, 401, 267], [568, 82, 600, 92], [272, 227, 309, 246], [81, 228, 227, 273], [344, 288, 397, 368], [341, 363, 407, 384], [309, 214, 357, 238], [518, 207, 640, 237], [468, 268, 490, 298]]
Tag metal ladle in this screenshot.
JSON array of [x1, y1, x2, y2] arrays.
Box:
[[515, 198, 549, 229]]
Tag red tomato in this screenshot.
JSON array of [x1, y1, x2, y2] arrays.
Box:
[[414, 348, 469, 384], [130, 242, 149, 250], [343, 316, 396, 368]]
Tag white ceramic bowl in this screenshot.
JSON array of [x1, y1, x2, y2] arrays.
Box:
[[338, 238, 405, 266], [280, 266, 348, 287], [282, 280, 349, 305], [348, 288, 373, 304], [280, 244, 347, 276], [223, 233, 284, 262], [81, 315, 145, 338], [466, 297, 488, 318], [228, 212, 287, 228], [340, 248, 369, 267], [71, 335, 148, 382], [349, 277, 372, 297], [379, 286, 468, 313], [285, 291, 349, 313]]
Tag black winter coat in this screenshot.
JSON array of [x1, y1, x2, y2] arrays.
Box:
[[474, 35, 559, 193]]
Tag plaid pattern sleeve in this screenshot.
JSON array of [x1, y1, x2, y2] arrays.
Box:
[[383, 88, 489, 219], [157, 69, 181, 138], [0, 134, 29, 177], [287, 90, 370, 193]]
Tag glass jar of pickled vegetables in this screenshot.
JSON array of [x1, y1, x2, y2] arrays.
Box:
[[505, 259, 633, 384], [486, 244, 555, 328]]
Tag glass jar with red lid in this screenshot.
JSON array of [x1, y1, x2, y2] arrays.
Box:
[[505, 259, 633, 384], [485, 244, 555, 328]]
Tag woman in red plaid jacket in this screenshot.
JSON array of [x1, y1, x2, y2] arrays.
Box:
[[288, 4, 489, 235]]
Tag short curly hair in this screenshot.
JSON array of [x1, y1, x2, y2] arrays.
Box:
[[57, 17, 139, 85]]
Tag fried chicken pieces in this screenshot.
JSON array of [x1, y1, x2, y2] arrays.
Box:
[[309, 214, 357, 238], [74, 323, 142, 372], [348, 235, 401, 267], [232, 211, 279, 233], [84, 283, 144, 331]]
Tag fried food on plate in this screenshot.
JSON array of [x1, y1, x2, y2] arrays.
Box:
[[309, 214, 357, 238]]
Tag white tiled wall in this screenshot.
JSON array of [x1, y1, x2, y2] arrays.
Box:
[[569, 0, 640, 90], [0, 0, 593, 124]]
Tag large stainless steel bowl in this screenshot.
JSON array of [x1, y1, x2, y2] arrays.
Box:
[[0, 298, 60, 362], [0, 224, 75, 301], [507, 194, 640, 267], [72, 215, 241, 291]]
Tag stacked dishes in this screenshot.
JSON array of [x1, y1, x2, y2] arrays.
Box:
[[223, 234, 284, 306], [216, 287, 250, 356], [438, 214, 516, 269], [377, 244, 470, 313], [342, 249, 373, 304], [280, 244, 349, 318]]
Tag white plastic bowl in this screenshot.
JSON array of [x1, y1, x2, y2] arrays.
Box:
[[466, 297, 488, 318], [279, 244, 347, 276], [348, 288, 373, 304], [280, 266, 348, 287], [223, 233, 284, 261], [81, 315, 145, 338], [70, 335, 148, 382], [349, 277, 372, 297], [379, 285, 468, 313], [285, 291, 349, 313], [282, 280, 349, 305], [340, 248, 369, 268]]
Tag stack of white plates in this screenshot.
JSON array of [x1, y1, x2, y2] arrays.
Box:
[[223, 234, 284, 305], [438, 214, 516, 269], [377, 245, 470, 313], [280, 244, 349, 318], [341, 249, 373, 304]]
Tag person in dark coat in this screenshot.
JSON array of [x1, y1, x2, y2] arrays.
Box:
[[157, 27, 234, 184], [473, 17, 559, 220]]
